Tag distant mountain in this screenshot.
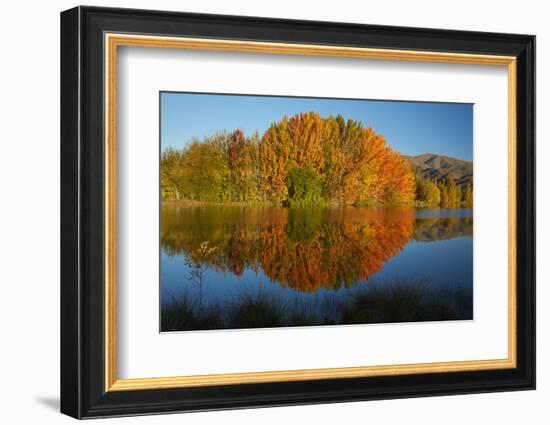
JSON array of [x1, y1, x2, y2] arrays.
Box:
[[404, 153, 473, 187]]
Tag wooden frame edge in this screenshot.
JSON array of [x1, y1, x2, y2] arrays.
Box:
[[108, 358, 516, 391], [104, 33, 518, 392]]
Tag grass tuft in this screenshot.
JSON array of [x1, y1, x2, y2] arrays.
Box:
[[161, 280, 473, 332]]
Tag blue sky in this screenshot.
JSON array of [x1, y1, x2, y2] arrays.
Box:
[[160, 92, 473, 160]]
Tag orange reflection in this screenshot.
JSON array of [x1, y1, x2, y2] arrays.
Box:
[[161, 206, 430, 293]]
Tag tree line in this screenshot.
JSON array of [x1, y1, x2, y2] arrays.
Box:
[[415, 176, 473, 208], [161, 112, 473, 207]]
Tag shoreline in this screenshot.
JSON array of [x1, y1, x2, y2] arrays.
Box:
[[161, 198, 472, 209], [161, 198, 273, 207]]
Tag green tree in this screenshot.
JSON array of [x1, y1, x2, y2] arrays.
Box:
[[285, 166, 325, 207]]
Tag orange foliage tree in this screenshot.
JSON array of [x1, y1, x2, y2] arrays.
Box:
[[259, 113, 326, 202], [259, 112, 415, 205]]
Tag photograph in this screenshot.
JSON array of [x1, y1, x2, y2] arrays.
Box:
[[57, 5, 536, 419], [160, 92, 474, 332]]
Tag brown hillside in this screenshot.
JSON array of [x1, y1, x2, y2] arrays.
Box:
[[405, 153, 473, 187]]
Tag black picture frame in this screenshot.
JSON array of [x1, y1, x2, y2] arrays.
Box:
[[61, 5, 535, 419]]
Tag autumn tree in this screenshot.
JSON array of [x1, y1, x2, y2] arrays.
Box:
[[160, 148, 186, 199], [415, 177, 441, 206], [438, 176, 462, 207], [222, 130, 262, 202], [259, 113, 325, 202], [321, 115, 363, 201], [161, 130, 263, 202], [179, 141, 229, 202], [461, 184, 473, 208], [259, 112, 415, 206]]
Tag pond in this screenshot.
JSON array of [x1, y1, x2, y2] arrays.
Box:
[[160, 205, 473, 331]]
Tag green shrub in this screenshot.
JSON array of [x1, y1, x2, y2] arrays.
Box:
[[285, 166, 325, 207]]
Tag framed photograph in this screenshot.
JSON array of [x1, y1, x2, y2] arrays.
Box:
[[60, 6, 535, 419]]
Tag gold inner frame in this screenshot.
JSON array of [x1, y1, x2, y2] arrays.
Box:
[[104, 33, 517, 392]]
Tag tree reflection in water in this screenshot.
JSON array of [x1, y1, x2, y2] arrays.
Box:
[[160, 205, 473, 331]]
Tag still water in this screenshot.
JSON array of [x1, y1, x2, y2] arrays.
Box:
[[160, 206, 473, 331]]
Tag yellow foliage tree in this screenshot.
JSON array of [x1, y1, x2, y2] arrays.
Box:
[[259, 113, 415, 205]]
